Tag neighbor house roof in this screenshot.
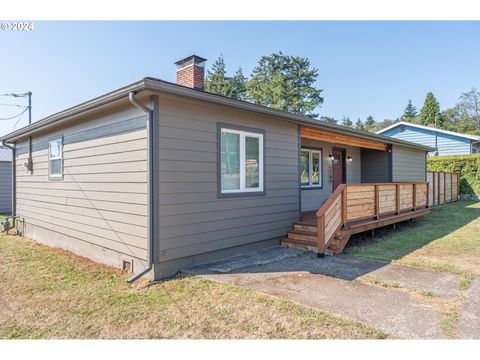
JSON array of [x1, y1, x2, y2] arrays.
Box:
[[376, 121, 480, 141], [0, 147, 12, 162], [0, 78, 435, 152]]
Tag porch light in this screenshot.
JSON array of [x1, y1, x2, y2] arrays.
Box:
[[328, 154, 335, 161], [347, 156, 353, 162]]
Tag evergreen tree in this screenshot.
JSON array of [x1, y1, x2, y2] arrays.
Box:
[[355, 118, 365, 131], [204, 55, 230, 96], [342, 116, 353, 127], [402, 100, 418, 121], [319, 116, 338, 124], [204, 56, 247, 101], [246, 51, 324, 117], [364, 115, 376, 131], [229, 68, 247, 101], [419, 92, 442, 127]]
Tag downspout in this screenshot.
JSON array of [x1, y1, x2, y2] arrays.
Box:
[[1, 141, 16, 217], [127, 91, 155, 283]]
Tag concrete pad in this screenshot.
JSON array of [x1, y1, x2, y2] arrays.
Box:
[[184, 246, 472, 339], [188, 246, 304, 274], [459, 278, 480, 339]]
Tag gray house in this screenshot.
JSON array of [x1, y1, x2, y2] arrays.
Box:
[[0, 147, 12, 214], [0, 55, 434, 282]]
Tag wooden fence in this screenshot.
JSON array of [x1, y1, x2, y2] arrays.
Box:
[[427, 171, 459, 207]]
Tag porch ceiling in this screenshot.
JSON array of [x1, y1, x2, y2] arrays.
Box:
[[300, 127, 389, 151]]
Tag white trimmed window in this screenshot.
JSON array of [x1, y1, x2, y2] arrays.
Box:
[[48, 138, 63, 179], [301, 148, 322, 188], [220, 127, 264, 194]]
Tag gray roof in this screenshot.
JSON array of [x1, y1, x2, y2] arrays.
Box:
[[0, 77, 435, 152], [0, 147, 12, 162]]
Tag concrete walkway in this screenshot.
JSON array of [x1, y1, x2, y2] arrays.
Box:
[[185, 247, 478, 339]]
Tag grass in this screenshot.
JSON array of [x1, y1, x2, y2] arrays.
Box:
[[345, 201, 480, 279], [0, 231, 389, 339], [441, 305, 460, 339]]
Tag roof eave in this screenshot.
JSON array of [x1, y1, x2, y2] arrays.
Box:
[[0, 79, 147, 143], [1, 77, 434, 152]]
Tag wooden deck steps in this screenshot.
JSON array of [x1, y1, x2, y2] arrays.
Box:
[[281, 207, 431, 255]]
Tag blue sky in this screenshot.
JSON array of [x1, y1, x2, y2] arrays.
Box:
[[0, 21, 479, 136]]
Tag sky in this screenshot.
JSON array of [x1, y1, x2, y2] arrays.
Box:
[[0, 21, 479, 136]]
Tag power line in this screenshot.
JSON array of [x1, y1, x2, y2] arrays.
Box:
[[0, 107, 29, 121], [0, 103, 27, 108]]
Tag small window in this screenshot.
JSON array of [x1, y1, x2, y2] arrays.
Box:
[[301, 148, 322, 188], [49, 137, 63, 180], [220, 126, 264, 194]]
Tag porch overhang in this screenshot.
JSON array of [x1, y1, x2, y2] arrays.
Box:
[[300, 127, 389, 151]]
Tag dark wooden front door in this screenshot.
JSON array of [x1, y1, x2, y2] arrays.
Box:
[[332, 149, 345, 191]]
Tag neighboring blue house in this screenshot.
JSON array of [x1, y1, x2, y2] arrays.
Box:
[[377, 121, 480, 156]]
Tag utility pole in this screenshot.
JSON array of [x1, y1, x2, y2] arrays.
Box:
[[27, 91, 32, 125]]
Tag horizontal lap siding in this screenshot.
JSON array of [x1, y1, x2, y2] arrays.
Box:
[[157, 94, 300, 262], [392, 145, 426, 182], [300, 138, 361, 211], [0, 162, 12, 213], [15, 107, 149, 264]]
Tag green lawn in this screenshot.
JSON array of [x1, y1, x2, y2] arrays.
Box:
[[0, 228, 388, 339], [345, 201, 480, 277]]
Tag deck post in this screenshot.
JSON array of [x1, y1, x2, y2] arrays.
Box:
[[432, 172, 436, 206], [317, 213, 325, 258], [374, 185, 380, 220], [395, 183, 400, 215], [342, 187, 347, 227]]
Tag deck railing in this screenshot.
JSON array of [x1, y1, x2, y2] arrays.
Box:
[[315, 182, 430, 255]]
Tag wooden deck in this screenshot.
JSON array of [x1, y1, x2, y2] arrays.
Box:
[[282, 182, 437, 256]]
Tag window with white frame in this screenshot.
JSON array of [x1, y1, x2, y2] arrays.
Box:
[[220, 127, 264, 194], [48, 137, 63, 179], [301, 148, 322, 188]]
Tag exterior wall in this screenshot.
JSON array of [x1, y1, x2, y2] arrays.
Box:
[[156, 94, 300, 273], [14, 105, 149, 272], [361, 148, 391, 183], [392, 145, 426, 182], [381, 125, 472, 156], [0, 161, 12, 213], [300, 138, 361, 212]]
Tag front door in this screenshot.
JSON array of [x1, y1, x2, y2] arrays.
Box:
[[332, 149, 345, 191]]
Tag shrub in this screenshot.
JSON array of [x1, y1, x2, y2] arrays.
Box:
[[427, 154, 480, 195]]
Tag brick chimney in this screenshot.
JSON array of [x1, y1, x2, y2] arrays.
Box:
[[175, 55, 207, 90]]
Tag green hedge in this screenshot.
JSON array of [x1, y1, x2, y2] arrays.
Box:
[[427, 154, 480, 195]]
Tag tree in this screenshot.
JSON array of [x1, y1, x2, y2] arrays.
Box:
[[355, 118, 365, 131], [319, 116, 338, 124], [204, 55, 230, 96], [419, 92, 442, 127], [402, 100, 418, 121], [246, 52, 324, 117], [374, 118, 398, 132], [457, 88, 480, 131], [342, 116, 353, 127], [204, 55, 247, 101], [364, 115, 376, 132], [229, 68, 247, 101]]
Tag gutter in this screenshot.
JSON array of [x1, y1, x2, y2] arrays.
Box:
[[127, 91, 156, 284], [1, 142, 15, 218]]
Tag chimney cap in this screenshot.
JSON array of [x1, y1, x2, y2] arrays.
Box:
[[175, 55, 207, 69]]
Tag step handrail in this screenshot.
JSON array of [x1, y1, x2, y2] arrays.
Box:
[[315, 184, 346, 257]]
